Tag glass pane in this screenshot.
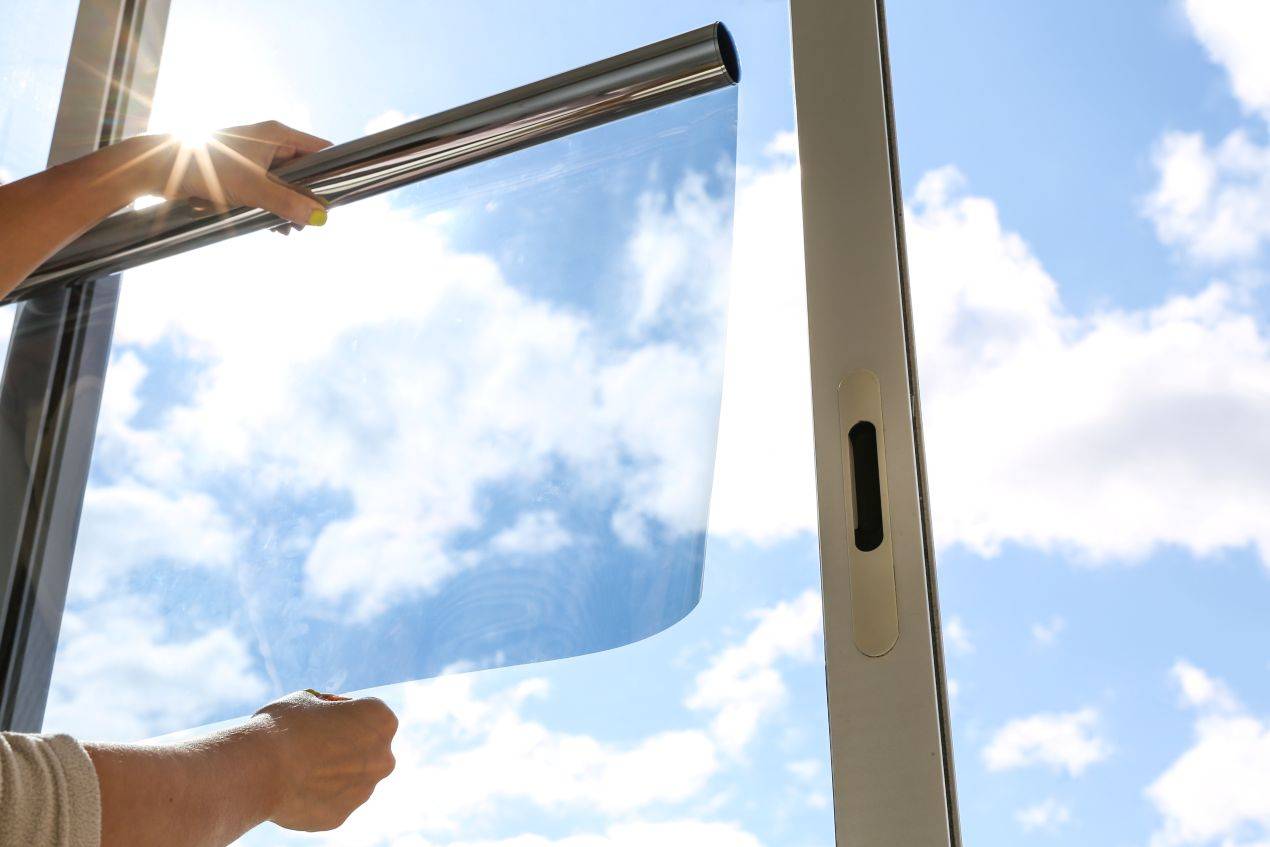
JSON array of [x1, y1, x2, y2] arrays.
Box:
[[888, 3, 1270, 845], [45, 4, 835, 846], [0, 0, 77, 181]]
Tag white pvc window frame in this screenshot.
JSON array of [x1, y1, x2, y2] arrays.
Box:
[[790, 2, 960, 842], [0, 1, 961, 843]]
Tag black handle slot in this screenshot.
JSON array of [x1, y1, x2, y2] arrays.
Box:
[[848, 421, 884, 552]]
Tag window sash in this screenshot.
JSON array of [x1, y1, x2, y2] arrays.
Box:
[[0, 2, 961, 843]]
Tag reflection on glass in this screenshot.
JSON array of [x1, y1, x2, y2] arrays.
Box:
[[47, 89, 738, 733], [0, 0, 78, 180]]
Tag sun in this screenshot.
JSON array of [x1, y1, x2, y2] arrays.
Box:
[[143, 11, 312, 145], [170, 125, 215, 149]]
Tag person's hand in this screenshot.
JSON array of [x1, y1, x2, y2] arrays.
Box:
[[0, 119, 333, 299], [143, 120, 332, 228], [250, 689, 398, 832]]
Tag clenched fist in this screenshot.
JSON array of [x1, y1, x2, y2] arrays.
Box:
[[252, 690, 399, 831]]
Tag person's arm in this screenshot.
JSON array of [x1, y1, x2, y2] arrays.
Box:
[[0, 120, 332, 301], [86, 690, 397, 847]]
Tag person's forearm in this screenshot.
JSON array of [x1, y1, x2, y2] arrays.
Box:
[[85, 719, 282, 847], [0, 135, 168, 300]]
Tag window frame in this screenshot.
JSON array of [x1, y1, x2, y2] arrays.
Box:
[[789, 1, 960, 842], [0, 0, 171, 732], [0, 1, 961, 843]]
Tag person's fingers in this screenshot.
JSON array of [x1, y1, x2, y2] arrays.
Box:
[[214, 122, 331, 172], [240, 121, 332, 163], [346, 697, 399, 733], [224, 120, 332, 152], [266, 172, 329, 207], [237, 175, 327, 227], [268, 136, 330, 165], [375, 748, 396, 780], [260, 120, 332, 154]]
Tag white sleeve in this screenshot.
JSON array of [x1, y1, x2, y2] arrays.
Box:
[[0, 732, 101, 847]]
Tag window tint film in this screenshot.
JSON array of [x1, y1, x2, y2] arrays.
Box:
[[48, 48, 737, 734]]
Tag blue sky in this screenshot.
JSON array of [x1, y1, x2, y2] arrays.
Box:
[[6, 2, 1270, 846]]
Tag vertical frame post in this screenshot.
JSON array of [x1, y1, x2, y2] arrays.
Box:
[[0, 0, 170, 731], [789, 0, 961, 843]]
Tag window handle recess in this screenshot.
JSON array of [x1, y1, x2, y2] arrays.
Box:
[[848, 421, 884, 552], [837, 370, 899, 657]]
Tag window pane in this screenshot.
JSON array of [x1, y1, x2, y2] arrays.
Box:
[[45, 4, 835, 846], [887, 3, 1270, 844], [0, 0, 77, 181]]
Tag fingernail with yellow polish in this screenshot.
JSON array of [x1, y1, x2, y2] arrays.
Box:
[[308, 208, 327, 227]]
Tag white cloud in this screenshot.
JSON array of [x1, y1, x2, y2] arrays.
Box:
[[602, 342, 725, 548], [69, 479, 239, 600], [1144, 130, 1270, 263], [1181, 0, 1270, 121], [764, 130, 798, 158], [489, 510, 572, 555], [707, 149, 816, 541], [687, 590, 822, 755], [907, 167, 1270, 565], [943, 616, 974, 655], [1147, 662, 1270, 847], [1142, 1, 1270, 265], [626, 170, 732, 333], [1031, 616, 1066, 646], [363, 109, 420, 136], [785, 758, 821, 781], [983, 707, 1110, 776], [1016, 798, 1072, 833], [303, 513, 470, 618], [44, 595, 267, 741], [1171, 660, 1240, 712]]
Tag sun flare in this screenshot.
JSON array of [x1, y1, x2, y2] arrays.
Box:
[[171, 125, 215, 149]]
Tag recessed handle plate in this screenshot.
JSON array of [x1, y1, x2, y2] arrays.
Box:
[[837, 369, 899, 657]]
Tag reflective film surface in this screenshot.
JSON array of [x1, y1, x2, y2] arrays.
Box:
[[49, 88, 738, 724]]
